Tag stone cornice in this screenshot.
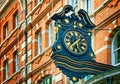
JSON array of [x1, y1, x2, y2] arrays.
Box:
[[0, 0, 15, 18], [31, 0, 59, 27], [0, 29, 24, 57], [94, 9, 120, 33], [94, 0, 111, 16]]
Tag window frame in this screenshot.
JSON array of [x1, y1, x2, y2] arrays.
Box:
[[83, 0, 93, 14], [3, 23, 9, 39], [68, 0, 78, 8], [39, 75, 52, 84], [112, 31, 120, 65], [4, 59, 9, 80], [13, 12, 19, 29], [14, 51, 19, 72], [49, 22, 54, 46], [38, 32, 42, 54]]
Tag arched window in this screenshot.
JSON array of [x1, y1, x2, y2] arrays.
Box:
[[112, 31, 120, 65], [38, 75, 52, 84]]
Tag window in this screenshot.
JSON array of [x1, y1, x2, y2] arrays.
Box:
[[14, 51, 19, 72], [3, 23, 8, 39], [70, 80, 78, 84], [49, 22, 54, 46], [83, 0, 93, 14], [84, 75, 93, 82], [38, 32, 42, 54], [4, 60, 9, 80], [112, 31, 120, 65], [69, 0, 78, 8], [13, 12, 19, 29], [39, 75, 52, 84]]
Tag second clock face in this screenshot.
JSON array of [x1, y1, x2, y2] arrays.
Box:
[[64, 30, 87, 55]]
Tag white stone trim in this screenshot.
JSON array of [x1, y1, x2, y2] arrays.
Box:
[[28, 49, 32, 57], [94, 0, 111, 15], [22, 41, 26, 49], [95, 45, 111, 55], [42, 30, 49, 35], [22, 54, 26, 61], [104, 37, 112, 41], [8, 59, 14, 64], [32, 39, 37, 43], [27, 36, 32, 44], [27, 78, 32, 84], [55, 73, 62, 82], [22, 36, 32, 49], [0, 0, 9, 11], [0, 67, 5, 71]]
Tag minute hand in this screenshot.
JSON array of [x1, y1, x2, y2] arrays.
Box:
[[70, 39, 80, 49]]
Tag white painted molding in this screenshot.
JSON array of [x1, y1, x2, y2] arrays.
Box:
[[95, 45, 111, 55]]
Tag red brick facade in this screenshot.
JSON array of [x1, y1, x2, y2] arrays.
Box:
[[0, 0, 120, 84]]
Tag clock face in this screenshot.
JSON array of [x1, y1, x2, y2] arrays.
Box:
[[64, 30, 87, 55]]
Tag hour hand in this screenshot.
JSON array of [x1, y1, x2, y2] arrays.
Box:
[[70, 39, 80, 49]]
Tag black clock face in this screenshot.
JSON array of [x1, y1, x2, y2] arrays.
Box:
[[64, 30, 87, 55]]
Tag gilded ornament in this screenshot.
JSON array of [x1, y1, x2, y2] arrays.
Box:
[[64, 19, 69, 24], [72, 77, 77, 81], [54, 26, 58, 33], [78, 23, 82, 28]]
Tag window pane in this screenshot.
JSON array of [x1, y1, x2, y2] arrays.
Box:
[[15, 51, 19, 72], [5, 60, 9, 79], [116, 34, 120, 48], [114, 49, 120, 64], [4, 24, 8, 39], [39, 76, 52, 84], [15, 13, 19, 28], [112, 31, 120, 65], [49, 23, 53, 45], [84, 0, 92, 14], [69, 0, 78, 7], [38, 32, 42, 54]]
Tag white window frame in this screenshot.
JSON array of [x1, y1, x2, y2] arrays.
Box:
[[15, 51, 19, 72], [49, 22, 54, 46], [83, 0, 93, 14], [69, 0, 78, 8], [112, 31, 120, 65], [38, 32, 42, 54], [40, 75, 52, 84], [5, 60, 9, 79], [14, 13, 19, 28], [5, 24, 8, 38]]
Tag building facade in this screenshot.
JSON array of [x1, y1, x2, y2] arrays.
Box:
[[0, 0, 94, 84], [85, 0, 120, 84], [0, 0, 120, 84]]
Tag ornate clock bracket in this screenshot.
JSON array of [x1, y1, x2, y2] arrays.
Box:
[[51, 5, 114, 82]]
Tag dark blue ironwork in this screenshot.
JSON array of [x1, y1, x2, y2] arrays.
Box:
[[51, 5, 114, 82]]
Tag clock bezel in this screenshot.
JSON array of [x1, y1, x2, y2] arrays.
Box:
[[62, 29, 88, 56]]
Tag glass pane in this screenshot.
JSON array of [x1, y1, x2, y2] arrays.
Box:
[[114, 32, 120, 50], [115, 49, 120, 64], [117, 34, 120, 48], [39, 76, 52, 84]]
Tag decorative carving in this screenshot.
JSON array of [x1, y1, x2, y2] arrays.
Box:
[[107, 0, 119, 7], [51, 5, 114, 82]]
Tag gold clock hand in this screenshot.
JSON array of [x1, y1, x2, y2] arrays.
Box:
[[70, 39, 80, 49]]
